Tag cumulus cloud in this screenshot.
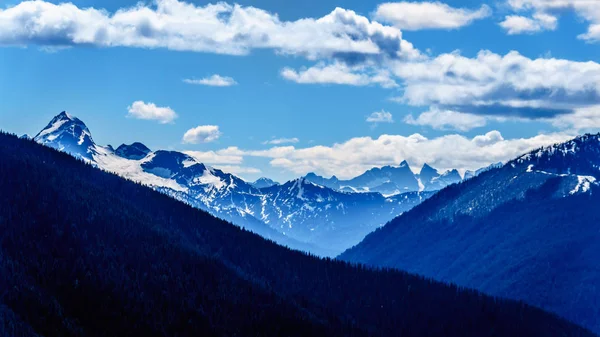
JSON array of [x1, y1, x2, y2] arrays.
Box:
[[548, 106, 600, 132], [183, 147, 244, 164], [182, 125, 222, 144], [262, 138, 300, 145], [281, 62, 398, 88], [390, 50, 600, 121], [404, 108, 487, 131], [127, 101, 177, 124], [500, 13, 557, 34], [366, 110, 394, 123], [502, 0, 600, 41], [374, 2, 491, 30], [183, 75, 237, 86], [282, 48, 600, 130], [471, 130, 505, 146], [241, 131, 572, 179], [0, 0, 420, 62]]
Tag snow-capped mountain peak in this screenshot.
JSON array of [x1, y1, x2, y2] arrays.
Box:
[[34, 111, 97, 160]]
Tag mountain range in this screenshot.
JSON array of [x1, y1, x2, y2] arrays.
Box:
[[1, 130, 594, 337], [34, 111, 456, 256], [341, 133, 600, 333], [303, 162, 465, 195]]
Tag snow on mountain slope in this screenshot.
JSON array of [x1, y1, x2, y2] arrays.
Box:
[[34, 111, 98, 161], [249, 178, 432, 252], [34, 111, 431, 256], [93, 146, 188, 192]]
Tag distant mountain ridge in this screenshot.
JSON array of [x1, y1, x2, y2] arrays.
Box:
[[341, 133, 600, 334], [115, 142, 151, 160], [32, 111, 433, 256], [251, 177, 279, 188], [304, 161, 469, 195]]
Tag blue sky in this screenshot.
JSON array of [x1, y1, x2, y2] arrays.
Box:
[[1, 0, 599, 182]]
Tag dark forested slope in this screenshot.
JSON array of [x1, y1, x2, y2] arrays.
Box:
[[341, 134, 600, 333], [0, 132, 594, 337]]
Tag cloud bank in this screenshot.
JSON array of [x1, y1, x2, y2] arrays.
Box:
[[240, 131, 572, 179], [0, 0, 419, 62]]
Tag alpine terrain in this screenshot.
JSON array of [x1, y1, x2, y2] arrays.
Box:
[[33, 111, 437, 256]]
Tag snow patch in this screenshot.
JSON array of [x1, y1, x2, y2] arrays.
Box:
[[36, 119, 68, 140], [195, 169, 225, 190], [183, 159, 197, 168], [92, 147, 188, 192], [570, 176, 596, 195]]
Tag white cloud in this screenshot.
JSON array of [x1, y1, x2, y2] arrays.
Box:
[[404, 108, 487, 131], [183, 75, 237, 86], [183, 147, 243, 164], [278, 40, 600, 131], [472, 130, 505, 146], [374, 2, 491, 30], [5, 0, 600, 134], [548, 106, 600, 132], [390, 50, 600, 121], [282, 48, 600, 132], [0, 1, 420, 61], [366, 110, 394, 123], [281, 62, 398, 88], [262, 138, 300, 145], [502, 0, 600, 41], [127, 101, 177, 124], [242, 131, 572, 179], [182, 125, 222, 144], [500, 13, 557, 34], [245, 146, 296, 158]]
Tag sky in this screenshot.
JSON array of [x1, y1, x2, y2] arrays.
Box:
[[1, 0, 599, 182]]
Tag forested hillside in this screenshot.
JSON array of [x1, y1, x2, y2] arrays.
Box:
[[0, 132, 594, 337], [341, 134, 600, 333]]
